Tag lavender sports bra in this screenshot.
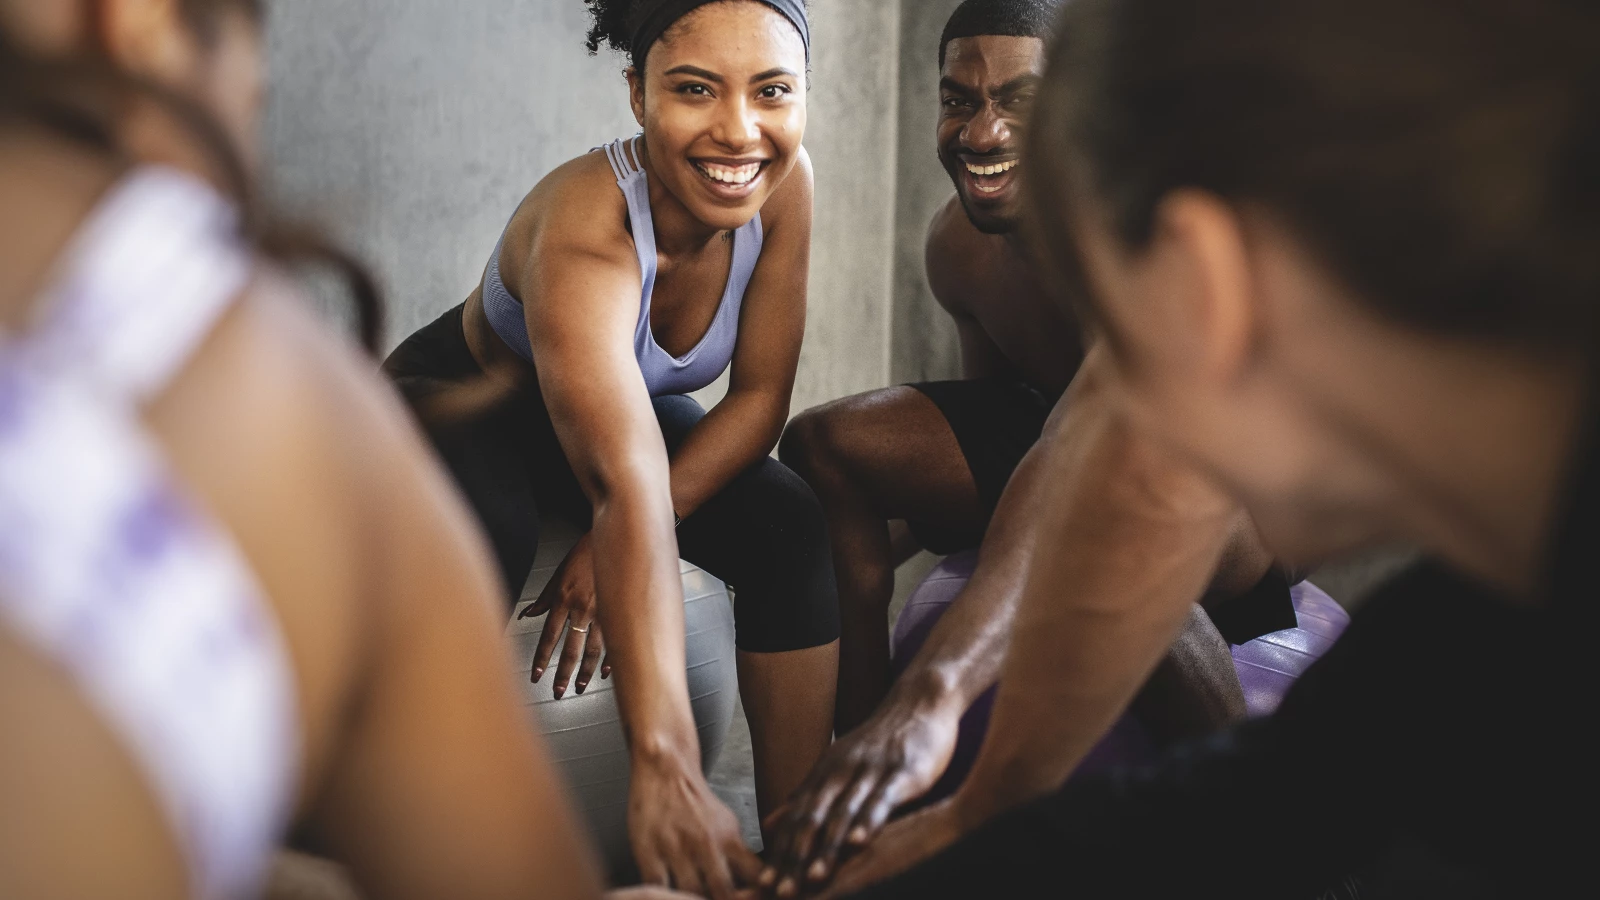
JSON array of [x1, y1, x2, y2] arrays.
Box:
[[481, 136, 764, 397]]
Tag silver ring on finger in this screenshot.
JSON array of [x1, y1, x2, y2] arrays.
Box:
[[569, 624, 589, 634]]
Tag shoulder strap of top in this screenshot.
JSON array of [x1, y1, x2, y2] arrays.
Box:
[[600, 136, 659, 310], [19, 167, 252, 405]]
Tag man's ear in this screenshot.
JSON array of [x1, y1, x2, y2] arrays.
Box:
[[626, 66, 646, 128], [93, 0, 195, 83], [1149, 189, 1259, 387]]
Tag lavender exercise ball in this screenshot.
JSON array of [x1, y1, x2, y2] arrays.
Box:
[[890, 551, 1350, 797]]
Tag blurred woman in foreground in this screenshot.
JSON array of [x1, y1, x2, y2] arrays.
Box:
[[0, 2, 666, 897]]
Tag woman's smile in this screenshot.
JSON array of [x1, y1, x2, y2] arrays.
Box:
[[691, 156, 769, 198]]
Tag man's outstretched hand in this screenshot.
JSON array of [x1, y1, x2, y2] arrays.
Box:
[[814, 798, 965, 899], [759, 697, 962, 897]]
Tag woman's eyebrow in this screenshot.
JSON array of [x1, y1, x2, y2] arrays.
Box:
[[664, 65, 725, 82], [661, 65, 800, 83]]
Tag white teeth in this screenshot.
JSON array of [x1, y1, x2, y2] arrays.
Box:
[[966, 159, 1018, 177], [698, 162, 761, 185]]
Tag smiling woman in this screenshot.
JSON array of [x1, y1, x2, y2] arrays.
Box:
[[381, 1, 838, 896]]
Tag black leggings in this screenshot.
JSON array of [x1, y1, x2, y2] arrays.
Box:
[[384, 304, 840, 654]]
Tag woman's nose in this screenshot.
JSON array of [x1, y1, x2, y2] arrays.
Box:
[[713, 98, 761, 151]]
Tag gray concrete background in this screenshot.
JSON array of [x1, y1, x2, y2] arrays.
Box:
[[891, 0, 966, 383]]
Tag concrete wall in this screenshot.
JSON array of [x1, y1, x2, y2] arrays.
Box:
[[261, 0, 907, 417], [890, 0, 965, 384]]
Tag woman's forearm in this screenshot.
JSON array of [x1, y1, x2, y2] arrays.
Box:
[[586, 480, 701, 760], [665, 388, 788, 519]]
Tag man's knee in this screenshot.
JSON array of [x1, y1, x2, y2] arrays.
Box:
[[779, 404, 842, 481], [779, 394, 887, 488]]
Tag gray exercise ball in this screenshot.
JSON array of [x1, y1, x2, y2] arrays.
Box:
[[505, 515, 738, 879]]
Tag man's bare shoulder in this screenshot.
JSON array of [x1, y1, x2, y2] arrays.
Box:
[[924, 194, 993, 315]]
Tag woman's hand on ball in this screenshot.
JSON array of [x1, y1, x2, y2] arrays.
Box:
[[631, 746, 763, 900], [525, 533, 609, 695]]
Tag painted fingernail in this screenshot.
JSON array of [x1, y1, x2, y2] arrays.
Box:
[[553, 686, 565, 699], [808, 859, 829, 881], [848, 826, 869, 844], [576, 681, 588, 693], [532, 668, 544, 681]]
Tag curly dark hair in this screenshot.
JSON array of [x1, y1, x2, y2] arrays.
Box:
[[585, 0, 807, 69], [584, 0, 643, 60]]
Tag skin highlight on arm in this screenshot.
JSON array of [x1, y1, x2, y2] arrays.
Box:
[[950, 349, 1244, 824]]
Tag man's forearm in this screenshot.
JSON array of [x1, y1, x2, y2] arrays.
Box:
[[953, 375, 1241, 824], [887, 419, 1060, 716]]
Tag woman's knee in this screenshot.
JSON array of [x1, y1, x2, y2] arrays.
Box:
[[716, 460, 841, 652], [652, 394, 706, 454], [733, 458, 831, 552]]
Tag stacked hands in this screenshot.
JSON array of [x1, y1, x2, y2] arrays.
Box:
[[527, 536, 962, 899], [759, 697, 968, 899]]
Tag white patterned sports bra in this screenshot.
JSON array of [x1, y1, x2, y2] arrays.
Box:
[[0, 167, 299, 899]]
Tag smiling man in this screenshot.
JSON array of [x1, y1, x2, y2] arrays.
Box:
[[781, 0, 1087, 735], [769, 0, 1305, 895]]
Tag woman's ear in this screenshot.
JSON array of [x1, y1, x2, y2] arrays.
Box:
[[93, 0, 196, 83], [1149, 189, 1259, 388], [626, 65, 646, 127]]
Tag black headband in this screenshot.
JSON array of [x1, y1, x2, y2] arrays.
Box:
[[631, 0, 810, 66]]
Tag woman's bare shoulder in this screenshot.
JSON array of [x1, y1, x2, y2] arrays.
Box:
[[521, 150, 631, 246], [502, 150, 639, 291]]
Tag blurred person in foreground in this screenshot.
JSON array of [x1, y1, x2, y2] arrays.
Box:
[[0, 2, 683, 898], [824, 0, 1598, 896]]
